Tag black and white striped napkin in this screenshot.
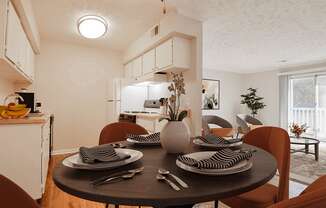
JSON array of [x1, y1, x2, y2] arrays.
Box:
[[79, 144, 130, 164], [197, 134, 242, 145], [177, 148, 254, 169], [127, 132, 160, 143]]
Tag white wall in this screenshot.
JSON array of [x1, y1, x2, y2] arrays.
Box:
[[241, 70, 279, 126], [35, 39, 123, 151], [0, 77, 14, 101], [202, 70, 243, 126]]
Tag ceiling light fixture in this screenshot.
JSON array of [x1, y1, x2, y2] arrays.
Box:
[[77, 15, 108, 39]]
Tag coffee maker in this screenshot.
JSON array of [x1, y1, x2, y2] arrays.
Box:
[[15, 90, 37, 113]]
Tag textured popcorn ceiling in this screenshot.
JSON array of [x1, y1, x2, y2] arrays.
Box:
[[171, 0, 326, 73], [32, 0, 326, 73]]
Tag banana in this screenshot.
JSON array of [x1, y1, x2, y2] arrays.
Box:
[[8, 104, 27, 111], [6, 108, 30, 117], [0, 110, 11, 119]]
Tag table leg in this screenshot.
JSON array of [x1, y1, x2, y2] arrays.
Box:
[[305, 144, 309, 154], [214, 200, 219, 208], [315, 143, 319, 161]]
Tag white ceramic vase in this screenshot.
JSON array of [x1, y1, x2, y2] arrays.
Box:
[[160, 121, 190, 154]]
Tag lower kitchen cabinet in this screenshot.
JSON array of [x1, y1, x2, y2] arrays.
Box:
[[136, 117, 167, 133], [0, 117, 51, 199]]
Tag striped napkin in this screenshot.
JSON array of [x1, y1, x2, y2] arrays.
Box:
[[127, 132, 160, 142], [177, 148, 254, 169], [197, 134, 242, 145], [79, 144, 130, 164]]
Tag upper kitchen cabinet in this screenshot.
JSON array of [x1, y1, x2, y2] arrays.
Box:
[[123, 35, 192, 82], [0, 0, 38, 83], [124, 62, 134, 79], [142, 48, 155, 75], [155, 37, 191, 72], [133, 56, 142, 78], [124, 56, 142, 82]]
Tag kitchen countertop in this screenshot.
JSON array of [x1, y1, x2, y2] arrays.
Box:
[[0, 114, 51, 125], [124, 112, 163, 120]]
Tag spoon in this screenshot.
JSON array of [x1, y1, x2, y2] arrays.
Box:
[[156, 174, 180, 191], [158, 169, 189, 188]]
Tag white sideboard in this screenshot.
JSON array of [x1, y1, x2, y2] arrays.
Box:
[[0, 116, 50, 199]]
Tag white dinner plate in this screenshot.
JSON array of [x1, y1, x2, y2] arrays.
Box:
[[193, 138, 243, 148], [126, 138, 161, 146], [176, 151, 252, 175], [62, 148, 143, 170]]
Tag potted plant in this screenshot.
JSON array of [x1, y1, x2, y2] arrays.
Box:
[[240, 88, 266, 117], [159, 72, 190, 153], [289, 123, 308, 138]]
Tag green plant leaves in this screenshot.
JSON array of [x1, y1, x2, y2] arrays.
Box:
[[177, 110, 188, 121]]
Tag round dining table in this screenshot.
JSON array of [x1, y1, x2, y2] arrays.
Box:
[[53, 142, 277, 208]]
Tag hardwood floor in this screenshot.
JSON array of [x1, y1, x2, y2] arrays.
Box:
[[41, 154, 107, 208], [41, 155, 306, 208]]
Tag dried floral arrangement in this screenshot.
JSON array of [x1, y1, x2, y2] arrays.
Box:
[[289, 123, 308, 138], [160, 73, 188, 122]]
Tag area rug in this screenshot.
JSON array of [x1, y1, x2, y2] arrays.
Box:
[[290, 142, 326, 184]]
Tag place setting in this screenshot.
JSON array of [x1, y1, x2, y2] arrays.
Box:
[[176, 147, 255, 175], [192, 134, 243, 148], [126, 132, 161, 146], [62, 143, 143, 171]]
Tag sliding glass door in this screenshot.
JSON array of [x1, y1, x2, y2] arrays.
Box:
[[288, 74, 326, 141], [316, 75, 326, 140]]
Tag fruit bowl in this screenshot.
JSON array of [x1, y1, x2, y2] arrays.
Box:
[[0, 104, 31, 119]]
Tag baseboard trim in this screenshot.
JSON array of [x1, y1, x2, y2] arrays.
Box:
[[51, 148, 79, 155]]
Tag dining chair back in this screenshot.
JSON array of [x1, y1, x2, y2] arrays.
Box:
[[202, 115, 233, 137], [268, 175, 326, 208], [221, 126, 290, 208], [0, 175, 40, 208], [236, 114, 263, 136], [99, 122, 148, 144], [243, 126, 290, 201]]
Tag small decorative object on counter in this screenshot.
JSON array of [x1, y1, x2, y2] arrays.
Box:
[[0, 94, 31, 119], [159, 73, 190, 154], [289, 123, 308, 138]]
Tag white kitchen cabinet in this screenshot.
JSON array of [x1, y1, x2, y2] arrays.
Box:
[[124, 62, 134, 79], [133, 56, 142, 78], [137, 118, 156, 133], [0, 118, 51, 199], [155, 37, 191, 72], [0, 0, 35, 82], [5, 1, 21, 66], [156, 38, 173, 70], [142, 48, 156, 75]]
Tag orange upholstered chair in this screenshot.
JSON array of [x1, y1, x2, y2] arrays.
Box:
[[0, 175, 40, 208], [268, 175, 326, 208], [221, 126, 290, 208], [99, 122, 148, 145]]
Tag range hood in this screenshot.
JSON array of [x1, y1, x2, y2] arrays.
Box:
[[132, 72, 168, 86]]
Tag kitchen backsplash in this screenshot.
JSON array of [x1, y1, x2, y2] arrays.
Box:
[[120, 83, 170, 112]]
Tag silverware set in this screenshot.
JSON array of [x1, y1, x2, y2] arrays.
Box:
[[156, 168, 188, 191], [92, 167, 144, 186], [92, 166, 188, 191]]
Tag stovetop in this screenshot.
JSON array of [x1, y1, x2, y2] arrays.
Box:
[[123, 111, 159, 114]]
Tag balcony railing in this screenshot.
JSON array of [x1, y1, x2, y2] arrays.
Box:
[[290, 107, 326, 140]]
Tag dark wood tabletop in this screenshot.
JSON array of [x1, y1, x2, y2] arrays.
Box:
[[53, 143, 277, 208]]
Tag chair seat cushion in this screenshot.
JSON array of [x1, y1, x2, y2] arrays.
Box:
[[222, 184, 278, 208]]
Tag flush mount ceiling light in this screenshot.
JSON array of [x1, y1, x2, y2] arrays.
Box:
[[77, 15, 108, 39]]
